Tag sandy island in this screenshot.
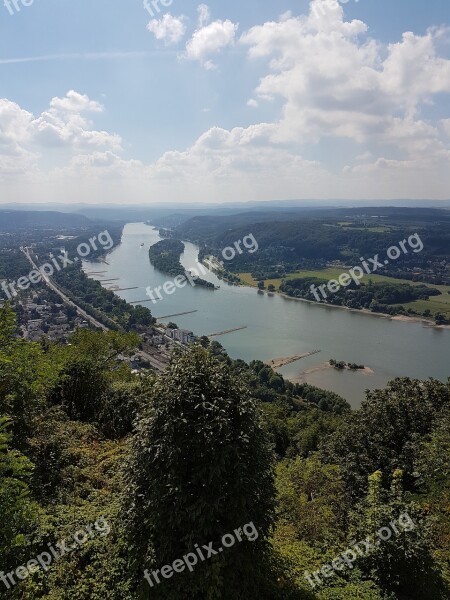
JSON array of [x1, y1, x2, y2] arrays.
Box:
[[285, 361, 375, 384]]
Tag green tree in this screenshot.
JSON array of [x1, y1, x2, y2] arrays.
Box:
[[348, 470, 448, 599], [276, 454, 347, 546], [414, 409, 450, 589], [322, 378, 450, 499], [48, 329, 138, 422], [0, 417, 36, 573], [435, 313, 448, 325], [0, 304, 54, 448], [123, 346, 276, 599], [98, 379, 152, 439]]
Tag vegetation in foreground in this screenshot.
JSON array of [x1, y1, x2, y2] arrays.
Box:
[[0, 303, 449, 599]]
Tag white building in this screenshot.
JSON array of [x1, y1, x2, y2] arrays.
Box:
[[167, 328, 195, 345]]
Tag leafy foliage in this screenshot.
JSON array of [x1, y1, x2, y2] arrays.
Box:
[[321, 377, 450, 499], [0, 300, 448, 599], [0, 417, 37, 572], [123, 346, 277, 599]]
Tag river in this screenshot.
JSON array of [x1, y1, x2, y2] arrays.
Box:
[[83, 223, 450, 408]]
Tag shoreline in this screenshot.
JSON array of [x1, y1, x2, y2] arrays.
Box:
[[235, 274, 450, 330]]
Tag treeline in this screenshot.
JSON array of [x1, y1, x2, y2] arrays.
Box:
[[0, 250, 30, 282], [280, 277, 442, 317], [330, 359, 365, 370], [54, 264, 155, 331], [149, 239, 215, 288], [0, 210, 91, 231]]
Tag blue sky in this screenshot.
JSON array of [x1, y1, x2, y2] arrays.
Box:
[[0, 0, 449, 204]]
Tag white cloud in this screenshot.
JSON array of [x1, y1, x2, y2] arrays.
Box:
[[48, 90, 102, 114], [185, 14, 238, 69], [197, 4, 211, 28], [147, 13, 187, 45], [1, 1, 450, 203], [0, 91, 122, 182], [153, 1, 450, 199], [56, 151, 145, 180], [240, 1, 450, 152], [0, 100, 38, 177], [31, 90, 122, 151]]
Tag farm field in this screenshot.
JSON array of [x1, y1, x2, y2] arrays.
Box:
[[238, 268, 423, 290], [393, 286, 450, 319]]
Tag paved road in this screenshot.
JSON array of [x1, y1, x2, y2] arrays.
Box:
[[22, 247, 109, 331], [22, 247, 169, 372]]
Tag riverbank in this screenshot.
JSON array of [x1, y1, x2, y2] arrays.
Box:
[[235, 271, 450, 330], [278, 291, 450, 328]]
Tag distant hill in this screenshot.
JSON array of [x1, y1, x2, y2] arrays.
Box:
[[0, 210, 92, 230], [174, 206, 450, 241]]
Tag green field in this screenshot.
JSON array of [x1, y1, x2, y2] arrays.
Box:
[[239, 268, 417, 289], [392, 286, 450, 319], [238, 269, 450, 318]]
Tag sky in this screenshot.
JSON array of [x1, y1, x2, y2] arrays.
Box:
[[0, 0, 449, 205]]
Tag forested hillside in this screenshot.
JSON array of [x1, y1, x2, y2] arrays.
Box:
[[0, 211, 92, 231], [173, 209, 450, 283], [0, 303, 448, 599]]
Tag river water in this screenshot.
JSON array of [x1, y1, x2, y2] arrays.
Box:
[[83, 223, 450, 408]]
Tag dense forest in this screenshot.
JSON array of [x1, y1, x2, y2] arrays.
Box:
[[0, 302, 449, 599], [149, 239, 186, 276], [148, 239, 215, 289]]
